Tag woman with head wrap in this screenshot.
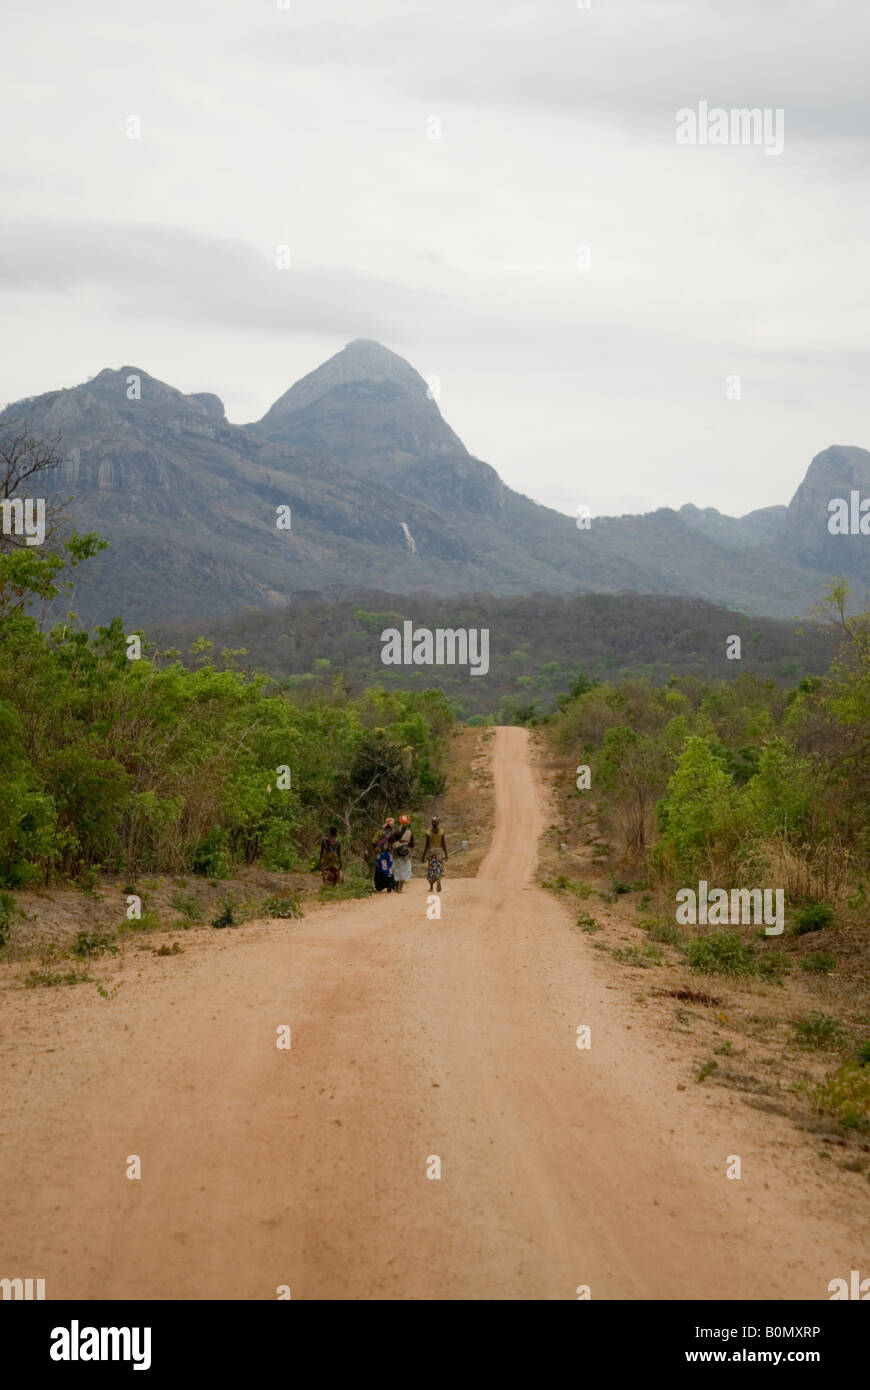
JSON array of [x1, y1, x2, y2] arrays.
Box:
[[390, 814, 415, 893], [421, 816, 448, 892]]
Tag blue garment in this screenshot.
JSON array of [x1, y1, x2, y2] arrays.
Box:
[[374, 849, 394, 892]]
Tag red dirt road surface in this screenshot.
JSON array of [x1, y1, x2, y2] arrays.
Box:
[[0, 727, 863, 1299]]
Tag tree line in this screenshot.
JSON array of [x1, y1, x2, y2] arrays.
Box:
[[549, 580, 870, 905]]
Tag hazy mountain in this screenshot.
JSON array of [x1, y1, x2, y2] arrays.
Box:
[[782, 445, 870, 569], [1, 343, 868, 626], [252, 338, 468, 468], [678, 503, 787, 549]]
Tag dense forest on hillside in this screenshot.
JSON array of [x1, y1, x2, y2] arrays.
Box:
[[154, 590, 837, 722]]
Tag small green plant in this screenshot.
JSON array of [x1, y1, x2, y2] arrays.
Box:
[[317, 871, 373, 902], [611, 942, 663, 967], [263, 896, 303, 919], [119, 909, 161, 934], [792, 902, 834, 936], [24, 968, 90, 988], [714, 1040, 734, 1056], [640, 917, 685, 949], [755, 951, 791, 983], [170, 890, 204, 922], [155, 942, 183, 956], [792, 1012, 848, 1052], [813, 1059, 870, 1132], [854, 1040, 870, 1066], [696, 1059, 718, 1083], [688, 932, 755, 977], [611, 879, 633, 895], [800, 953, 836, 975], [95, 980, 123, 999], [0, 891, 25, 949], [576, 912, 601, 933], [192, 830, 232, 879], [211, 896, 237, 928], [77, 864, 103, 899], [544, 875, 593, 898], [72, 930, 118, 959]]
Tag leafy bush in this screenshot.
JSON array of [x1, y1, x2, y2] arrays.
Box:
[[576, 912, 601, 933], [754, 951, 791, 982], [800, 953, 836, 974], [211, 896, 236, 928], [792, 902, 834, 936], [192, 831, 232, 880], [169, 890, 203, 922], [655, 737, 739, 881], [544, 875, 593, 898], [792, 1012, 848, 1051], [0, 890, 24, 948], [77, 864, 104, 898], [72, 930, 117, 959], [259, 822, 299, 873], [638, 915, 685, 948], [119, 908, 161, 934], [813, 1060, 870, 1131], [317, 873, 372, 902], [262, 896, 303, 919], [688, 931, 755, 977], [24, 968, 90, 988], [611, 943, 663, 967]]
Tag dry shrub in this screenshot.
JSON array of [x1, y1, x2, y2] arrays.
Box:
[[757, 835, 852, 903]]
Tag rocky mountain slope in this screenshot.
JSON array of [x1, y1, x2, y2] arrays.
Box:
[[1, 340, 867, 625]]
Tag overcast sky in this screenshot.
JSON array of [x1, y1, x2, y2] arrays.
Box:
[[2, 0, 869, 519]]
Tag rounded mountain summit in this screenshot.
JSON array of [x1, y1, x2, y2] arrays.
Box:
[[250, 339, 469, 469]]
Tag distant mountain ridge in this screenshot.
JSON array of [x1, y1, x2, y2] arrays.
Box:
[[2, 340, 869, 625]]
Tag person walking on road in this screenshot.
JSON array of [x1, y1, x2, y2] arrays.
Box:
[[318, 826, 342, 886], [373, 817, 396, 893], [421, 816, 448, 892], [391, 814, 414, 893]]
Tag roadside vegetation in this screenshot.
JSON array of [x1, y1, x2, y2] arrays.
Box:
[[542, 581, 870, 1144], [0, 434, 452, 958]]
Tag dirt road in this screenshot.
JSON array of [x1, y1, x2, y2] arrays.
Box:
[[0, 727, 863, 1299]]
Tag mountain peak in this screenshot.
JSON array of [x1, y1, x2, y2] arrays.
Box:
[[343, 337, 393, 353], [262, 340, 424, 418], [253, 339, 468, 468]]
